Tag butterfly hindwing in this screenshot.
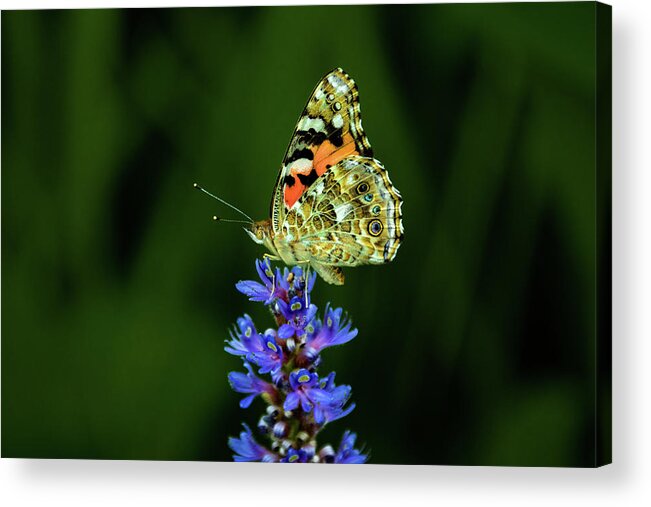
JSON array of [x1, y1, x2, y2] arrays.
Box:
[[281, 156, 404, 280], [270, 68, 373, 233]]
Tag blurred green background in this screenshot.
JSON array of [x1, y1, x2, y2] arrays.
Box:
[[2, 2, 609, 466]]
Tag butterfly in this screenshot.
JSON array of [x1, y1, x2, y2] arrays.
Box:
[[199, 68, 403, 285]]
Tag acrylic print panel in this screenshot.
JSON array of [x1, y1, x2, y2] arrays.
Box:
[[1, 2, 611, 466]]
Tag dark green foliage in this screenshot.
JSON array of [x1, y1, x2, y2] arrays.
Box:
[[2, 3, 609, 466]]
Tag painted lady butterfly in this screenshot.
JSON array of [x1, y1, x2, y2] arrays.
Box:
[[200, 68, 404, 285]]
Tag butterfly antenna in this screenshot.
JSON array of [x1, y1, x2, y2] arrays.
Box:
[[193, 183, 254, 223], [212, 216, 252, 225]]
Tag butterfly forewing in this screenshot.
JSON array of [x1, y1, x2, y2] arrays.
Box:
[[270, 68, 373, 233]]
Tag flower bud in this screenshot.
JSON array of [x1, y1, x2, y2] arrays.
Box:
[[319, 444, 335, 464], [280, 439, 293, 454], [273, 421, 288, 439], [257, 416, 271, 434], [295, 431, 309, 445], [302, 443, 316, 461], [266, 406, 280, 420]]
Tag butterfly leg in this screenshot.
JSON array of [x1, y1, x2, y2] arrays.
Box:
[[262, 253, 282, 295], [300, 261, 311, 308]]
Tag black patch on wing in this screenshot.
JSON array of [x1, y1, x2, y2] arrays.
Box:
[[285, 148, 314, 164], [283, 175, 296, 187], [295, 129, 327, 146], [330, 129, 344, 147], [297, 168, 318, 187]]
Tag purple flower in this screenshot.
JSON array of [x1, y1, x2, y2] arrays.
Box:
[[281, 447, 311, 463], [334, 431, 367, 464], [277, 297, 318, 339], [301, 304, 358, 362], [226, 258, 367, 463], [235, 258, 281, 305], [284, 369, 320, 412], [284, 369, 355, 424], [228, 424, 278, 462], [225, 315, 283, 374], [224, 314, 257, 357], [277, 265, 317, 298], [228, 362, 275, 408], [250, 330, 284, 375], [312, 372, 356, 424]]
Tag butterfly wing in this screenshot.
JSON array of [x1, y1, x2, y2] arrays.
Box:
[[282, 156, 404, 284], [270, 68, 373, 233]]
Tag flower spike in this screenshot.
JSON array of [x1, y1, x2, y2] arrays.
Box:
[[225, 258, 367, 463]]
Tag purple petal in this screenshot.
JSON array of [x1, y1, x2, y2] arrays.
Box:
[[307, 270, 317, 292], [304, 304, 318, 322], [235, 280, 269, 301], [255, 259, 273, 286], [227, 371, 251, 393], [328, 402, 356, 423], [239, 393, 256, 409], [300, 395, 313, 412], [278, 324, 295, 339], [228, 424, 276, 462], [284, 392, 300, 411], [224, 344, 247, 356]]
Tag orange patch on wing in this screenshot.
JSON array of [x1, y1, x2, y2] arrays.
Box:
[[283, 133, 359, 208], [284, 176, 307, 208], [314, 134, 358, 175]]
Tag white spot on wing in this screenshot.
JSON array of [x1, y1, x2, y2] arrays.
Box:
[[312, 180, 325, 195], [327, 75, 349, 94], [289, 158, 313, 173], [342, 159, 358, 170], [298, 117, 325, 132], [334, 204, 353, 221], [332, 114, 344, 129]]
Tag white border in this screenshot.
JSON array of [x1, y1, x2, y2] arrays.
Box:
[[2, 0, 650, 505]]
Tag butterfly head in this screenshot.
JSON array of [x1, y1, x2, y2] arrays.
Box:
[[245, 219, 273, 246]]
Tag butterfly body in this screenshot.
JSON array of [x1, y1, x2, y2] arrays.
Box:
[[247, 69, 403, 285]]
